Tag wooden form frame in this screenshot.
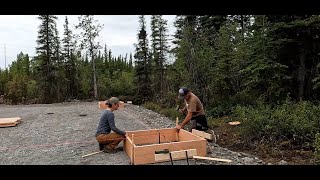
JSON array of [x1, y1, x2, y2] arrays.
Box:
[[124, 128, 207, 165]]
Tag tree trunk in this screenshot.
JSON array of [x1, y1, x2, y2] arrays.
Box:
[[92, 54, 97, 100], [298, 47, 306, 101]]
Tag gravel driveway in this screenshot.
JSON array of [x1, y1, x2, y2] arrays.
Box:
[[0, 101, 266, 165]]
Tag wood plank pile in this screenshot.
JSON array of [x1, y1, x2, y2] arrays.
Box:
[[0, 117, 22, 128]]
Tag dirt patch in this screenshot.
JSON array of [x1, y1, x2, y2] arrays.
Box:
[[211, 118, 315, 165]]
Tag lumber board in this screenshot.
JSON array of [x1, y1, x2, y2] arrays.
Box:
[[126, 128, 178, 145], [133, 139, 206, 165], [192, 129, 212, 140], [155, 149, 197, 162], [193, 156, 232, 163], [0, 117, 22, 124], [0, 123, 18, 127], [82, 151, 103, 158], [0, 117, 22, 127], [179, 129, 204, 141], [124, 135, 134, 160]]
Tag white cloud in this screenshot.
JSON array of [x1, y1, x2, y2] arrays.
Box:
[[0, 15, 176, 69]]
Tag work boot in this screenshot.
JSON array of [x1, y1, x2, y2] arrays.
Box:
[[206, 130, 217, 144], [99, 143, 105, 151], [116, 146, 124, 151], [103, 147, 119, 153]]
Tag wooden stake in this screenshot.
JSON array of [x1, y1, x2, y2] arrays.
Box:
[[193, 156, 232, 163], [131, 134, 134, 165], [176, 117, 179, 141], [81, 151, 103, 158], [176, 117, 179, 126]]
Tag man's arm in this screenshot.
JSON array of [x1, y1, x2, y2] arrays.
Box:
[[108, 113, 126, 135], [179, 104, 187, 114], [177, 101, 196, 130], [180, 111, 193, 128]]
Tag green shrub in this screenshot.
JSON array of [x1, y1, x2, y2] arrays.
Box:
[[314, 133, 320, 162], [233, 101, 320, 148], [143, 101, 181, 121], [160, 108, 180, 120], [143, 101, 162, 112]]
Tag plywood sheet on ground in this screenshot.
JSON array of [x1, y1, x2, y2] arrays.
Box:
[[0, 117, 22, 127]]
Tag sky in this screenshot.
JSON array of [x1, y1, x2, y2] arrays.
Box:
[[0, 15, 177, 69]]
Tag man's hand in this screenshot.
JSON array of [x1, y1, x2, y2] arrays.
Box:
[[176, 124, 182, 132]]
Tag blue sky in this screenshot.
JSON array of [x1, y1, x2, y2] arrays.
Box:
[[0, 15, 176, 69]]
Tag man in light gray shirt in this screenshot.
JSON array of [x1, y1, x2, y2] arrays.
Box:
[[95, 97, 126, 153]]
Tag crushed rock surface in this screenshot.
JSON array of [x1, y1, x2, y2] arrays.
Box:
[[0, 102, 266, 165]]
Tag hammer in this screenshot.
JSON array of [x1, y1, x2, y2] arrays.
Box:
[[175, 105, 180, 111]]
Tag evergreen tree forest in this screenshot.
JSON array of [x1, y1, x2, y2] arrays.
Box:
[[2, 15, 320, 159]]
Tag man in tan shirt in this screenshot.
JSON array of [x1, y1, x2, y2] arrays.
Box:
[[176, 87, 209, 132]]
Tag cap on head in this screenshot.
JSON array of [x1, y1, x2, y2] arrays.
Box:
[[108, 97, 120, 104], [178, 87, 189, 99]]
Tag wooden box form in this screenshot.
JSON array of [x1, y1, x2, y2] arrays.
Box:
[[124, 128, 207, 165]]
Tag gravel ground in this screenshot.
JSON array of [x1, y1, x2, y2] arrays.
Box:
[[0, 101, 266, 165]]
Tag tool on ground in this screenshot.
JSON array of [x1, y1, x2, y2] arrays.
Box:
[[175, 105, 180, 111]]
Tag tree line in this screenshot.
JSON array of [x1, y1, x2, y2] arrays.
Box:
[[2, 15, 320, 112]]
